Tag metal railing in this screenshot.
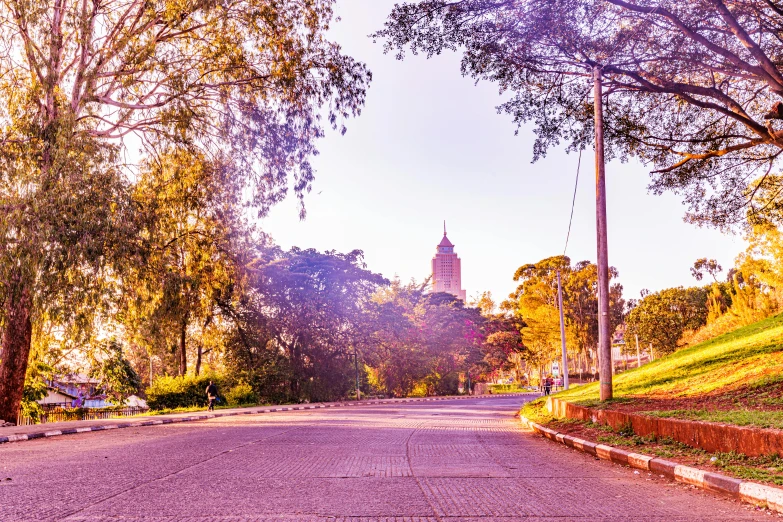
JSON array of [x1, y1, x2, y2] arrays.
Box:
[[17, 406, 150, 426]]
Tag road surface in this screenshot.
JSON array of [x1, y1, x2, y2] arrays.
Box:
[[0, 395, 771, 521]]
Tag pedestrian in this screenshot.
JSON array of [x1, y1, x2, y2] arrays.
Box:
[[543, 375, 552, 396], [206, 380, 218, 411]]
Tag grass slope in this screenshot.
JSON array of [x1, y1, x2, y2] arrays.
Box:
[[555, 312, 783, 407]]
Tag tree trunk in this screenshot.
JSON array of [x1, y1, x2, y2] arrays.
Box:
[[179, 319, 187, 376], [195, 343, 203, 376], [0, 282, 33, 424]]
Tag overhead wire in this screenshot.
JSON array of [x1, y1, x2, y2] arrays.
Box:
[[560, 4, 662, 257], [563, 149, 583, 256]]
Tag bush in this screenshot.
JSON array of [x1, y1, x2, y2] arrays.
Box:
[[146, 374, 226, 410], [225, 382, 257, 406], [488, 383, 526, 394]]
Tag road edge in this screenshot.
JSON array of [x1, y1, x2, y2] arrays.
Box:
[[519, 414, 783, 514], [0, 394, 530, 446]]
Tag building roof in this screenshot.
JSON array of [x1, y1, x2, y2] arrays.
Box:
[[46, 387, 78, 399], [55, 373, 99, 385], [438, 234, 454, 248]]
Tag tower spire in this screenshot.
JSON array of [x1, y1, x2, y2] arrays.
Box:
[[444, 220, 447, 236]]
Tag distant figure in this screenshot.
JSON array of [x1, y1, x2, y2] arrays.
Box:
[[543, 376, 553, 396], [206, 381, 218, 411]]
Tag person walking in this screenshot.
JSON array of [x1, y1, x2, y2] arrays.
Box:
[[543, 375, 553, 396], [206, 380, 218, 412]]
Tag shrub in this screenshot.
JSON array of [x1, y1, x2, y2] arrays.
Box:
[[488, 383, 526, 394], [146, 374, 226, 410], [225, 382, 257, 406]]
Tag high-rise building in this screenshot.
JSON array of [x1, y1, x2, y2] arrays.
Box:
[[431, 223, 466, 302]]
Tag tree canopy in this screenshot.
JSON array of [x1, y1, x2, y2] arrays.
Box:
[[0, 0, 371, 421], [376, 1, 783, 227]]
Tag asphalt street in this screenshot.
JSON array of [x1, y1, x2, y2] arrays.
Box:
[[0, 395, 772, 521]]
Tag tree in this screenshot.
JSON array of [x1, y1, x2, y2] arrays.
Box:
[[366, 279, 430, 397], [237, 248, 387, 402], [122, 149, 249, 378], [367, 279, 486, 397], [0, 137, 135, 423], [625, 286, 709, 354], [478, 314, 526, 381], [376, 1, 783, 227], [469, 291, 496, 315], [88, 340, 142, 405], [0, 0, 370, 421], [691, 258, 723, 282], [503, 256, 624, 376]]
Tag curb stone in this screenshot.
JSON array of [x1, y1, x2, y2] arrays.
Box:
[[0, 393, 530, 446], [520, 414, 783, 514]]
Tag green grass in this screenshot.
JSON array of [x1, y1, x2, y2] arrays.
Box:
[[642, 409, 783, 430], [552, 313, 783, 404], [520, 397, 555, 423], [712, 452, 783, 486], [144, 402, 266, 416]]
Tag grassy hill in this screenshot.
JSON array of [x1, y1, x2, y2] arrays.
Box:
[[530, 313, 783, 428]]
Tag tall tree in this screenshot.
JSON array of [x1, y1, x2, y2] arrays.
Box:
[[377, 1, 783, 227], [241, 248, 387, 402], [368, 280, 485, 396], [0, 0, 370, 421], [625, 286, 709, 354], [503, 256, 624, 375], [691, 258, 723, 282], [122, 149, 249, 377]]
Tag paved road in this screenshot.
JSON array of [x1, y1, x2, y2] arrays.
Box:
[[0, 396, 772, 521]]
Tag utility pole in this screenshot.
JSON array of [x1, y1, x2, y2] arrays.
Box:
[[635, 333, 641, 368], [556, 270, 569, 390], [353, 348, 361, 400], [594, 65, 612, 401]]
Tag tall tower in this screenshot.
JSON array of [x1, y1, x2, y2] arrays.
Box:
[[431, 222, 466, 302]]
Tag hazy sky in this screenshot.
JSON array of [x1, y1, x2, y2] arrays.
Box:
[[260, 0, 745, 306]]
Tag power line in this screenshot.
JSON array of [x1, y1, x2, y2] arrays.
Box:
[[563, 148, 583, 256], [561, 5, 661, 256]]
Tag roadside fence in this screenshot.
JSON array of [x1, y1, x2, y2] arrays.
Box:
[[17, 406, 150, 426]]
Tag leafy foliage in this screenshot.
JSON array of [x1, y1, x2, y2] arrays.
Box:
[[88, 340, 142, 405], [0, 0, 371, 420], [376, 1, 783, 227], [691, 259, 723, 282], [625, 287, 709, 354], [146, 374, 226, 410], [503, 255, 624, 378], [367, 279, 485, 397], [225, 382, 258, 406]]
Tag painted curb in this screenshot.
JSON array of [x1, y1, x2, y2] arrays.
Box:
[[0, 393, 531, 446], [520, 414, 783, 514]]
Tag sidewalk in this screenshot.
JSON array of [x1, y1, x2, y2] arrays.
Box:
[[0, 393, 532, 444]]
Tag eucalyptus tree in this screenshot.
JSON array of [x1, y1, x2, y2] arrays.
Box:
[[122, 149, 250, 378], [377, 1, 783, 227], [0, 0, 370, 421], [504, 256, 623, 374]]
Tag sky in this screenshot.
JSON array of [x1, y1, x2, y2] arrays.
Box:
[[259, 0, 746, 307]]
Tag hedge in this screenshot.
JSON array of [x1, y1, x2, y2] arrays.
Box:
[[146, 374, 227, 410]]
